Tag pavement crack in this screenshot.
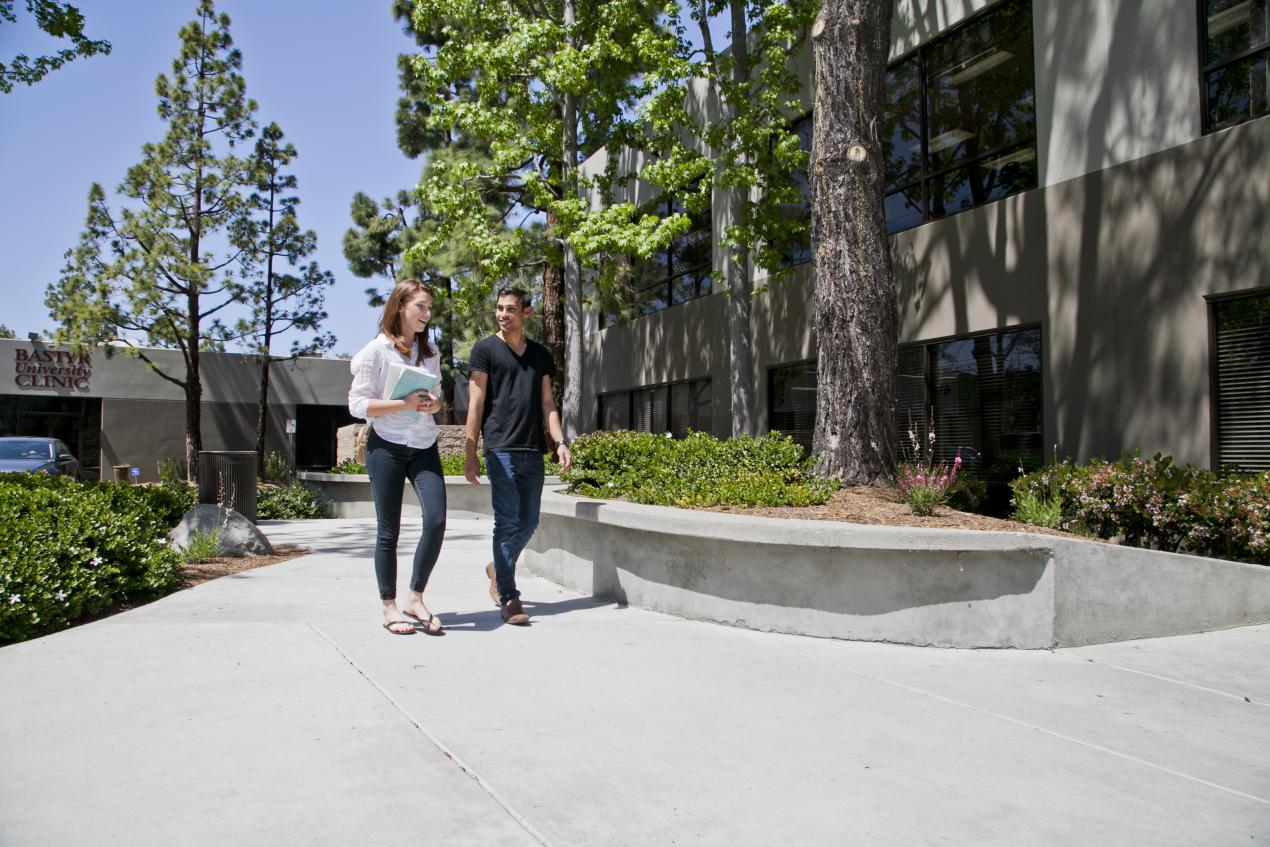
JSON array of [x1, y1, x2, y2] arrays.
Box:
[[1054, 650, 1270, 710], [307, 622, 555, 846]]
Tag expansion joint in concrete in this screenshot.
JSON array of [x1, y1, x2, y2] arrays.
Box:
[[748, 632, 1270, 809], [306, 622, 556, 847]]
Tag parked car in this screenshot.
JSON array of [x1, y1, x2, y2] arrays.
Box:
[[0, 437, 80, 479]]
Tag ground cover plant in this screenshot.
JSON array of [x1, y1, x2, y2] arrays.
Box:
[[1011, 454, 1270, 564], [0, 474, 184, 643], [563, 430, 837, 508]]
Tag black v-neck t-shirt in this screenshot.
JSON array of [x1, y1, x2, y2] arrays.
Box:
[[469, 335, 556, 452]]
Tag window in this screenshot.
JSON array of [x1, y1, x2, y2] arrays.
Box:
[[597, 378, 713, 437], [609, 196, 712, 326], [1200, 0, 1270, 130], [766, 330, 1043, 476], [768, 361, 817, 452], [1211, 291, 1270, 471], [899, 326, 1043, 479], [779, 115, 815, 267], [884, 0, 1037, 234]]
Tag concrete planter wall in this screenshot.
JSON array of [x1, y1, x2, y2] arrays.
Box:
[[298, 472, 560, 520], [521, 488, 1270, 649]]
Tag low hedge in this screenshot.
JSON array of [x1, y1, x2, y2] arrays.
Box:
[[0, 474, 184, 643], [257, 482, 328, 519], [562, 430, 837, 508], [328, 453, 562, 477], [1011, 454, 1269, 565]]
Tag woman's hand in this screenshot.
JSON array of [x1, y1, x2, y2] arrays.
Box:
[[405, 390, 441, 414]]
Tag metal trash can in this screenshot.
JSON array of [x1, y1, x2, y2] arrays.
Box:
[[198, 451, 258, 523]]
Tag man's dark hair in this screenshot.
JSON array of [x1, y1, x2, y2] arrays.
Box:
[[496, 286, 532, 310]]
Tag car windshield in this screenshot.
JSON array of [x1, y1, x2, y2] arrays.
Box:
[[0, 440, 53, 460]]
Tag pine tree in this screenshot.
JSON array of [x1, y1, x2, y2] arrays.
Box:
[[45, 0, 256, 482], [234, 122, 335, 476], [809, 0, 896, 483]]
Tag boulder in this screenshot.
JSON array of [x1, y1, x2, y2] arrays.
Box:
[[169, 504, 274, 558]]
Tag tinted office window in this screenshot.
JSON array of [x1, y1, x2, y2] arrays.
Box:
[[1201, 0, 1270, 130], [883, 0, 1037, 233], [898, 327, 1043, 478], [779, 115, 815, 267], [612, 197, 712, 326], [769, 327, 1043, 478], [1212, 292, 1270, 471], [598, 378, 712, 437], [768, 361, 817, 452]]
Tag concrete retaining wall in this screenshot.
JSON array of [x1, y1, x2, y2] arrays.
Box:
[[298, 474, 1270, 647], [298, 472, 493, 520], [521, 488, 1270, 649]]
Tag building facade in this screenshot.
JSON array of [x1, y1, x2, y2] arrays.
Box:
[[0, 339, 355, 481], [580, 0, 1270, 479]]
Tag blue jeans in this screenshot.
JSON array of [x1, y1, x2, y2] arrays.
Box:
[[366, 429, 447, 601], [485, 450, 545, 602]]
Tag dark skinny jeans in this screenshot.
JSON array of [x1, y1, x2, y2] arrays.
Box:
[[365, 428, 447, 601]]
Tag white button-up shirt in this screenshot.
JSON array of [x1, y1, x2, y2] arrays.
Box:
[[348, 334, 440, 449]]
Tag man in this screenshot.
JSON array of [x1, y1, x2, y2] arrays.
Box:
[[464, 287, 571, 624]]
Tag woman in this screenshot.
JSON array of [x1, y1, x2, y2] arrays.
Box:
[[348, 279, 446, 635]]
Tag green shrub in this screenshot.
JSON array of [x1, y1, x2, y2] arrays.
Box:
[[263, 451, 289, 482], [1010, 489, 1063, 528], [439, 452, 483, 476], [947, 474, 988, 512], [563, 430, 837, 508], [905, 484, 943, 517], [334, 453, 555, 478], [0, 475, 182, 643], [156, 457, 187, 485], [328, 459, 366, 474], [180, 529, 222, 563], [1011, 454, 1269, 564], [257, 482, 327, 519]]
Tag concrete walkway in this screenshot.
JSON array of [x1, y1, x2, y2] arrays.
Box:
[[2, 517, 1268, 846]]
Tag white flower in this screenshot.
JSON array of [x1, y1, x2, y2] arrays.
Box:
[[55, 590, 67, 602], [157, 538, 168, 546], [7, 594, 19, 605], [89, 555, 104, 568]]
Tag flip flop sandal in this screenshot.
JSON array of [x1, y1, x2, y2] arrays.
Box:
[[383, 619, 416, 635], [402, 609, 444, 636]]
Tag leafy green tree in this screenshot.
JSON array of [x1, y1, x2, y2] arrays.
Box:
[[634, 0, 818, 437], [402, 0, 686, 437], [0, 0, 111, 93], [45, 0, 256, 482], [0, 325, 15, 339], [233, 122, 335, 475]]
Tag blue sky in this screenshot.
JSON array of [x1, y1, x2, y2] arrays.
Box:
[[1, 0, 422, 357]]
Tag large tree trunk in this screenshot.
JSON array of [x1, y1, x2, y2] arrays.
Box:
[[726, 0, 755, 438], [560, 0, 583, 441], [810, 0, 896, 484]]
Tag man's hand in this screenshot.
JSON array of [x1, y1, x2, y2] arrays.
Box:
[[464, 450, 481, 485], [556, 443, 571, 472]]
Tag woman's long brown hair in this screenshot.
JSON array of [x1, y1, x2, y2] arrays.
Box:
[[378, 278, 437, 364]]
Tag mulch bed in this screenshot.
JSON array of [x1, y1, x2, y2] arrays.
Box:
[[707, 484, 1083, 539], [178, 544, 310, 589]]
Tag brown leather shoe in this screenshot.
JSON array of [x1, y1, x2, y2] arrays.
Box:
[[500, 597, 529, 625], [484, 562, 501, 607]]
